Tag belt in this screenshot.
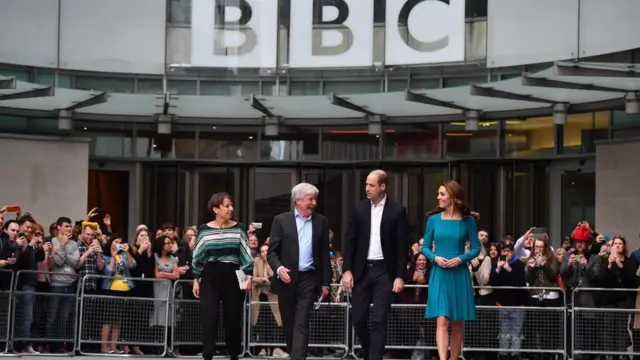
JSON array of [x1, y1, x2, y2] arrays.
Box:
[[366, 259, 385, 266]]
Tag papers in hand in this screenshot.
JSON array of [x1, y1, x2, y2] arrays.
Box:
[[235, 270, 247, 290], [314, 295, 323, 310]]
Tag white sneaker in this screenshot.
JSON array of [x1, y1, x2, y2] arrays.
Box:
[[272, 348, 289, 357], [23, 346, 40, 354]]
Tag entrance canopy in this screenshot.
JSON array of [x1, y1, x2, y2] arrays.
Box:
[[0, 61, 638, 125]]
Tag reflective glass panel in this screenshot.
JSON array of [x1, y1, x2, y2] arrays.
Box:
[[261, 127, 319, 161], [137, 79, 163, 94], [200, 81, 259, 96], [322, 126, 379, 161], [198, 125, 259, 161], [444, 121, 498, 158], [323, 80, 382, 94], [34, 71, 72, 88], [75, 122, 134, 157], [504, 117, 555, 157], [168, 80, 197, 95], [290, 81, 321, 96], [253, 170, 294, 238], [136, 124, 196, 159], [563, 112, 610, 153], [383, 124, 439, 159], [75, 76, 135, 93]]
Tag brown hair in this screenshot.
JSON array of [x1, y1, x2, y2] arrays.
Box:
[[207, 192, 232, 214], [534, 237, 554, 264], [426, 180, 477, 219], [130, 228, 150, 254]]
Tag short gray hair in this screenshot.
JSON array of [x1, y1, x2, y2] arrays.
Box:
[[291, 182, 319, 203]]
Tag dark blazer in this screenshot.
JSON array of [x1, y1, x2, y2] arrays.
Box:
[[267, 211, 331, 296], [343, 198, 409, 282]]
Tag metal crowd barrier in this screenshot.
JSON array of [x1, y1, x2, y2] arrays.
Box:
[[5, 269, 640, 359], [572, 287, 640, 358], [246, 283, 348, 358], [11, 270, 80, 357], [77, 275, 172, 357], [171, 279, 248, 359], [0, 269, 14, 356], [350, 285, 566, 358]]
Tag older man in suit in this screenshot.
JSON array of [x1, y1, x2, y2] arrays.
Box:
[[342, 170, 409, 360], [268, 182, 331, 360]]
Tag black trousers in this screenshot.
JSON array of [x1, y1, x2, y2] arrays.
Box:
[[200, 262, 245, 360], [278, 270, 317, 360], [351, 261, 394, 360]]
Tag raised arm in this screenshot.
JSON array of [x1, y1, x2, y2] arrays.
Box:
[[421, 215, 436, 262]]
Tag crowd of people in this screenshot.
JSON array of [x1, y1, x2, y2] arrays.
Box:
[[0, 172, 639, 360]]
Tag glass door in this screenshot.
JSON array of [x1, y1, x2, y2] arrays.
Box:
[[142, 164, 189, 232], [301, 168, 351, 253], [402, 167, 447, 241], [193, 167, 240, 226], [249, 168, 299, 241]]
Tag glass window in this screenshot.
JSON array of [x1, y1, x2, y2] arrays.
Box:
[[383, 124, 439, 159], [261, 126, 319, 161], [410, 78, 440, 90], [323, 80, 382, 94], [29, 118, 65, 134], [504, 116, 555, 157], [34, 71, 72, 88], [388, 79, 408, 92], [75, 76, 134, 93], [253, 169, 295, 239], [0, 116, 28, 132], [443, 76, 487, 88], [137, 79, 163, 94], [136, 124, 197, 159], [564, 112, 610, 153], [561, 172, 595, 238], [466, 0, 487, 18], [405, 168, 446, 240], [167, 0, 191, 25], [505, 162, 535, 237], [168, 80, 197, 95], [200, 81, 259, 96], [198, 125, 259, 160], [74, 122, 134, 157], [0, 68, 30, 81], [261, 81, 287, 96], [290, 81, 321, 96], [612, 110, 639, 130], [443, 121, 498, 158], [322, 126, 379, 160], [142, 165, 186, 230], [197, 170, 237, 225]]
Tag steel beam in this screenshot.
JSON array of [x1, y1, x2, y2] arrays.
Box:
[[0, 86, 53, 101], [405, 89, 474, 111], [522, 73, 626, 93], [63, 92, 108, 112], [330, 93, 377, 116], [470, 84, 554, 104], [556, 61, 640, 78], [250, 94, 274, 117]]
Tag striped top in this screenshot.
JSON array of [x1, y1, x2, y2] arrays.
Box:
[[192, 222, 254, 279]]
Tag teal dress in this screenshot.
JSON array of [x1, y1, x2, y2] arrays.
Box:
[[421, 212, 480, 321]]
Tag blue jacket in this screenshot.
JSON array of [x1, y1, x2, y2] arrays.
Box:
[[101, 253, 136, 290]]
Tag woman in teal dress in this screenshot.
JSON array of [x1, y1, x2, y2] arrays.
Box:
[[422, 180, 480, 360]]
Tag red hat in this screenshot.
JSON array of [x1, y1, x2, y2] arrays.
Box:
[[572, 224, 592, 242]]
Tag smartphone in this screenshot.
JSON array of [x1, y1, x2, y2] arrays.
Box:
[[532, 227, 547, 234], [4, 205, 20, 213], [499, 254, 506, 261], [252, 222, 263, 230], [18, 233, 26, 238], [574, 254, 580, 262]]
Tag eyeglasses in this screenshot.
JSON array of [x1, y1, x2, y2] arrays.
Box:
[[35, 232, 43, 237]]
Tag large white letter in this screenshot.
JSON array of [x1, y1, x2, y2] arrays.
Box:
[[385, 0, 465, 65], [288, 0, 374, 68], [191, 0, 277, 68]]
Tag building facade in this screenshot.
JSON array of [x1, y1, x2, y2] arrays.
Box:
[[1, 0, 640, 249]]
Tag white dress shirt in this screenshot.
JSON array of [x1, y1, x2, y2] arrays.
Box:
[[367, 196, 386, 260]]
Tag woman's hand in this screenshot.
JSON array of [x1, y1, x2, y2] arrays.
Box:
[[444, 257, 462, 268], [192, 279, 200, 298], [244, 277, 252, 291], [434, 256, 448, 267]]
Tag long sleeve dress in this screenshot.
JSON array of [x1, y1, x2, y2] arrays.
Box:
[[421, 212, 480, 321]]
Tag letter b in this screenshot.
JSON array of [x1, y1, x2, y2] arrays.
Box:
[[213, 0, 257, 56], [311, 0, 353, 56]]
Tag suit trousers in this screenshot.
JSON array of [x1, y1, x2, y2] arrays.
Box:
[[278, 270, 317, 360], [199, 262, 245, 360], [351, 261, 395, 360]]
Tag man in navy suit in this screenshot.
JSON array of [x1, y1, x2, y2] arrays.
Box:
[[342, 170, 409, 360]]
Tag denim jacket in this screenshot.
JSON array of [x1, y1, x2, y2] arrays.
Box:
[[101, 253, 137, 290]]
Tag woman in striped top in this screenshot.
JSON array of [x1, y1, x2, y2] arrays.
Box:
[[192, 192, 253, 360]]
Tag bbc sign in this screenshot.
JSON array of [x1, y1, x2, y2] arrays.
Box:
[[191, 0, 465, 68]]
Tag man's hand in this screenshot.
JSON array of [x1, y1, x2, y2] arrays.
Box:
[[321, 286, 330, 299], [244, 276, 252, 291], [392, 278, 404, 293], [103, 214, 111, 229], [341, 271, 353, 294], [16, 236, 27, 249], [277, 266, 292, 283], [85, 207, 98, 221]]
